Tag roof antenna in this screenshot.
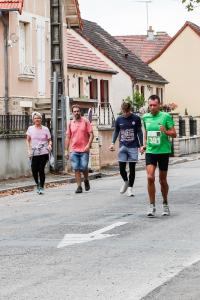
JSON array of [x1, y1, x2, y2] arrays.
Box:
[[132, 0, 152, 32]]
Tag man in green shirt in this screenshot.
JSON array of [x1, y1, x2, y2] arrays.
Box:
[[141, 95, 177, 217]]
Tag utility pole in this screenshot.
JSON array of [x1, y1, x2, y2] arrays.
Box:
[[50, 0, 66, 171], [133, 0, 152, 32]]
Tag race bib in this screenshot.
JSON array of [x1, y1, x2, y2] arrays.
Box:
[[147, 131, 161, 145]]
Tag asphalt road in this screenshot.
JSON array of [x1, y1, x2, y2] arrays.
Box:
[[0, 159, 200, 300]]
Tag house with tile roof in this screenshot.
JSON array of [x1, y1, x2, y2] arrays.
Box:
[[0, 0, 81, 116], [149, 21, 200, 115], [67, 29, 118, 115], [0, 0, 23, 14], [74, 20, 168, 116], [115, 26, 171, 63]]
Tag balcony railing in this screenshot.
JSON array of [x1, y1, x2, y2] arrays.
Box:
[[94, 102, 115, 127]]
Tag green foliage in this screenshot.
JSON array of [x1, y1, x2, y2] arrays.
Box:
[[182, 0, 200, 11], [133, 91, 145, 111], [123, 92, 145, 112]]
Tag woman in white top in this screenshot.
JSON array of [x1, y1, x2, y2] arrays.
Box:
[[26, 112, 52, 194]]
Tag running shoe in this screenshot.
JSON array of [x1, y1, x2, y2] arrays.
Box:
[[84, 179, 90, 191], [75, 186, 83, 193], [147, 204, 156, 217], [39, 188, 45, 195], [162, 204, 170, 216], [126, 187, 134, 197], [36, 184, 40, 194], [120, 181, 129, 194]]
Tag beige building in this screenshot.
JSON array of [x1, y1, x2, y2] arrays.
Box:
[[0, 0, 81, 116], [149, 21, 200, 116]]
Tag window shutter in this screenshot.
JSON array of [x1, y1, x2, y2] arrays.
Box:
[[19, 22, 26, 67], [37, 20, 46, 96]]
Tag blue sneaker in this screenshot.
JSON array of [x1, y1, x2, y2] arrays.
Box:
[[36, 184, 40, 194], [39, 187, 45, 195]]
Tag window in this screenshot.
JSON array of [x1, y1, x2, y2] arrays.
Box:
[[100, 80, 109, 104], [156, 87, 163, 103], [78, 77, 84, 98], [141, 86, 145, 97], [135, 85, 139, 92], [89, 79, 98, 99]]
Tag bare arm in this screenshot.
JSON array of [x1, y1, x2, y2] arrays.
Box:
[[84, 132, 94, 152], [26, 135, 32, 157], [140, 130, 147, 154], [160, 126, 177, 138]]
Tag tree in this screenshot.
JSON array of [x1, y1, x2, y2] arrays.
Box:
[[123, 91, 145, 112], [182, 0, 200, 11]]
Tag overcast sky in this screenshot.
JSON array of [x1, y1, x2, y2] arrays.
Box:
[[78, 0, 200, 37]]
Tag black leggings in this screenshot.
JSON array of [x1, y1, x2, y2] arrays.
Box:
[[31, 154, 49, 188], [119, 162, 136, 187]]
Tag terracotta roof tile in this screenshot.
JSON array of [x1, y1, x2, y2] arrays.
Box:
[[115, 34, 171, 63], [0, 0, 23, 14], [67, 30, 116, 74], [76, 20, 167, 84], [148, 21, 200, 63]]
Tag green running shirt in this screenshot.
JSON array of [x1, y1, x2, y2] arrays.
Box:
[[142, 111, 174, 154]]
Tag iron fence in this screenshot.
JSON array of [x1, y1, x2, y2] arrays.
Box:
[[0, 114, 49, 135]]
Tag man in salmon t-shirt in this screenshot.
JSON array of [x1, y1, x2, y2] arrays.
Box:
[[65, 105, 94, 193]]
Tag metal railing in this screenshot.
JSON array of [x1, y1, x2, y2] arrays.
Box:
[[0, 114, 49, 135], [94, 102, 115, 127]]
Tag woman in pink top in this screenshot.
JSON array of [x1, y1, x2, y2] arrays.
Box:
[[26, 112, 52, 194]]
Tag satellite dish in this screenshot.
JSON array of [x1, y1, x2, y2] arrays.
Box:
[[10, 33, 19, 43]]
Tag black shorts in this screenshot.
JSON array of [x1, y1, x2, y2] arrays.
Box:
[[145, 153, 170, 171]]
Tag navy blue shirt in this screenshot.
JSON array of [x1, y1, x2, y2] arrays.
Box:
[[112, 114, 143, 148]]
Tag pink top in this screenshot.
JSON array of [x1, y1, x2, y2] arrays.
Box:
[[26, 125, 51, 156], [67, 117, 93, 152]]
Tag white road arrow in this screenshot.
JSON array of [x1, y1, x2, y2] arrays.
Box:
[[57, 222, 128, 248]]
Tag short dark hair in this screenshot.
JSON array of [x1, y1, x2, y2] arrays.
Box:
[[121, 101, 132, 112], [148, 94, 161, 104], [72, 104, 80, 112]]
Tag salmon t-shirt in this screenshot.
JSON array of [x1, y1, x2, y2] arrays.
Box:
[[67, 117, 93, 152]]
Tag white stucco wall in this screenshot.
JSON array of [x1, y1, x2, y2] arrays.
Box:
[[150, 26, 200, 116]]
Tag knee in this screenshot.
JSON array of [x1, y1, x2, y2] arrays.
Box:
[[147, 174, 155, 184], [159, 177, 167, 186]]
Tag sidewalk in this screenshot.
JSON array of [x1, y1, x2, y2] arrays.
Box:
[[0, 153, 199, 196]]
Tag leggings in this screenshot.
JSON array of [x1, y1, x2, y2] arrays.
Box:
[[31, 154, 49, 188], [119, 162, 136, 187]]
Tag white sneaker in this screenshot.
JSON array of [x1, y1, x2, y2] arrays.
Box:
[[126, 187, 134, 197], [120, 181, 129, 194], [147, 204, 156, 217], [162, 204, 170, 216]]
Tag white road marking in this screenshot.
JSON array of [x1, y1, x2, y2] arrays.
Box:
[[57, 222, 128, 248]]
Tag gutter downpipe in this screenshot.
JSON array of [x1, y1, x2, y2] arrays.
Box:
[[0, 11, 9, 114]]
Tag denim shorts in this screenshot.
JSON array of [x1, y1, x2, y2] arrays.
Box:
[[70, 152, 89, 171], [118, 145, 138, 162]]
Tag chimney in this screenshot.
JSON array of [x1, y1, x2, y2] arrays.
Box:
[[147, 26, 154, 40], [156, 31, 168, 36]]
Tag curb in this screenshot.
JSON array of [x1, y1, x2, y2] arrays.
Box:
[[0, 155, 199, 196]]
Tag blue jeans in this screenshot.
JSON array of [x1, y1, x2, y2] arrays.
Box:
[[118, 146, 138, 162], [70, 152, 89, 171]]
